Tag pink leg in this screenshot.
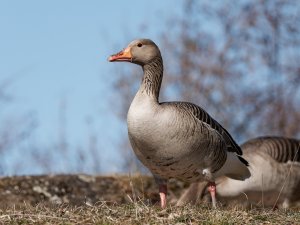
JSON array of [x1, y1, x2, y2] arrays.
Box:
[[208, 182, 217, 208], [159, 184, 167, 208]]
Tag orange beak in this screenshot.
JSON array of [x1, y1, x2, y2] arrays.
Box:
[[108, 47, 132, 62]]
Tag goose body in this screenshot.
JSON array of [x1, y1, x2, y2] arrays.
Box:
[[128, 99, 242, 182], [109, 39, 250, 208], [177, 136, 300, 208]]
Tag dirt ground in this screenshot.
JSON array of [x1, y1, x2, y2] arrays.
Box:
[[0, 174, 188, 208]]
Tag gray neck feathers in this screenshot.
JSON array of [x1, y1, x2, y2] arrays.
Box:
[[141, 56, 163, 101]]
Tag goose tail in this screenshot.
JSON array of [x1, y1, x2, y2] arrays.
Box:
[[216, 152, 251, 181]]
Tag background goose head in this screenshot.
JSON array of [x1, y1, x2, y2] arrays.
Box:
[[108, 39, 161, 66]]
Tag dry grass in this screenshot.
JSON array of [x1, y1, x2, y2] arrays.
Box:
[[0, 174, 298, 224], [0, 202, 299, 225]]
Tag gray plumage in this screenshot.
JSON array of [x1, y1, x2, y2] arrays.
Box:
[[109, 39, 250, 207], [241, 136, 300, 163]]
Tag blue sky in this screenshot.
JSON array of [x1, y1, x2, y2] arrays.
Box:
[[0, 1, 183, 174]]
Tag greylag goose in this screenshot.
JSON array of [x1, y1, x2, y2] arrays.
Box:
[[108, 39, 250, 208], [177, 136, 300, 208]]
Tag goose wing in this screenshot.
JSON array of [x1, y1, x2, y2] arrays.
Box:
[[161, 101, 242, 156]]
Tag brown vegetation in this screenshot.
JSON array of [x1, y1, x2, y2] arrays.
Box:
[[0, 174, 299, 225], [1, 203, 299, 225]]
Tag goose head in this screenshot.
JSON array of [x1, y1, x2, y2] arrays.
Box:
[[108, 39, 161, 66]]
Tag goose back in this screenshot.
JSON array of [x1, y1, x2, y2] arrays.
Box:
[[241, 136, 300, 163]]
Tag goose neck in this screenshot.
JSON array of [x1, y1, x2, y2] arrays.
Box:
[[140, 56, 163, 101]]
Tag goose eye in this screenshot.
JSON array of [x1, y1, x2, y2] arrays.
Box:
[[137, 43, 143, 47]]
